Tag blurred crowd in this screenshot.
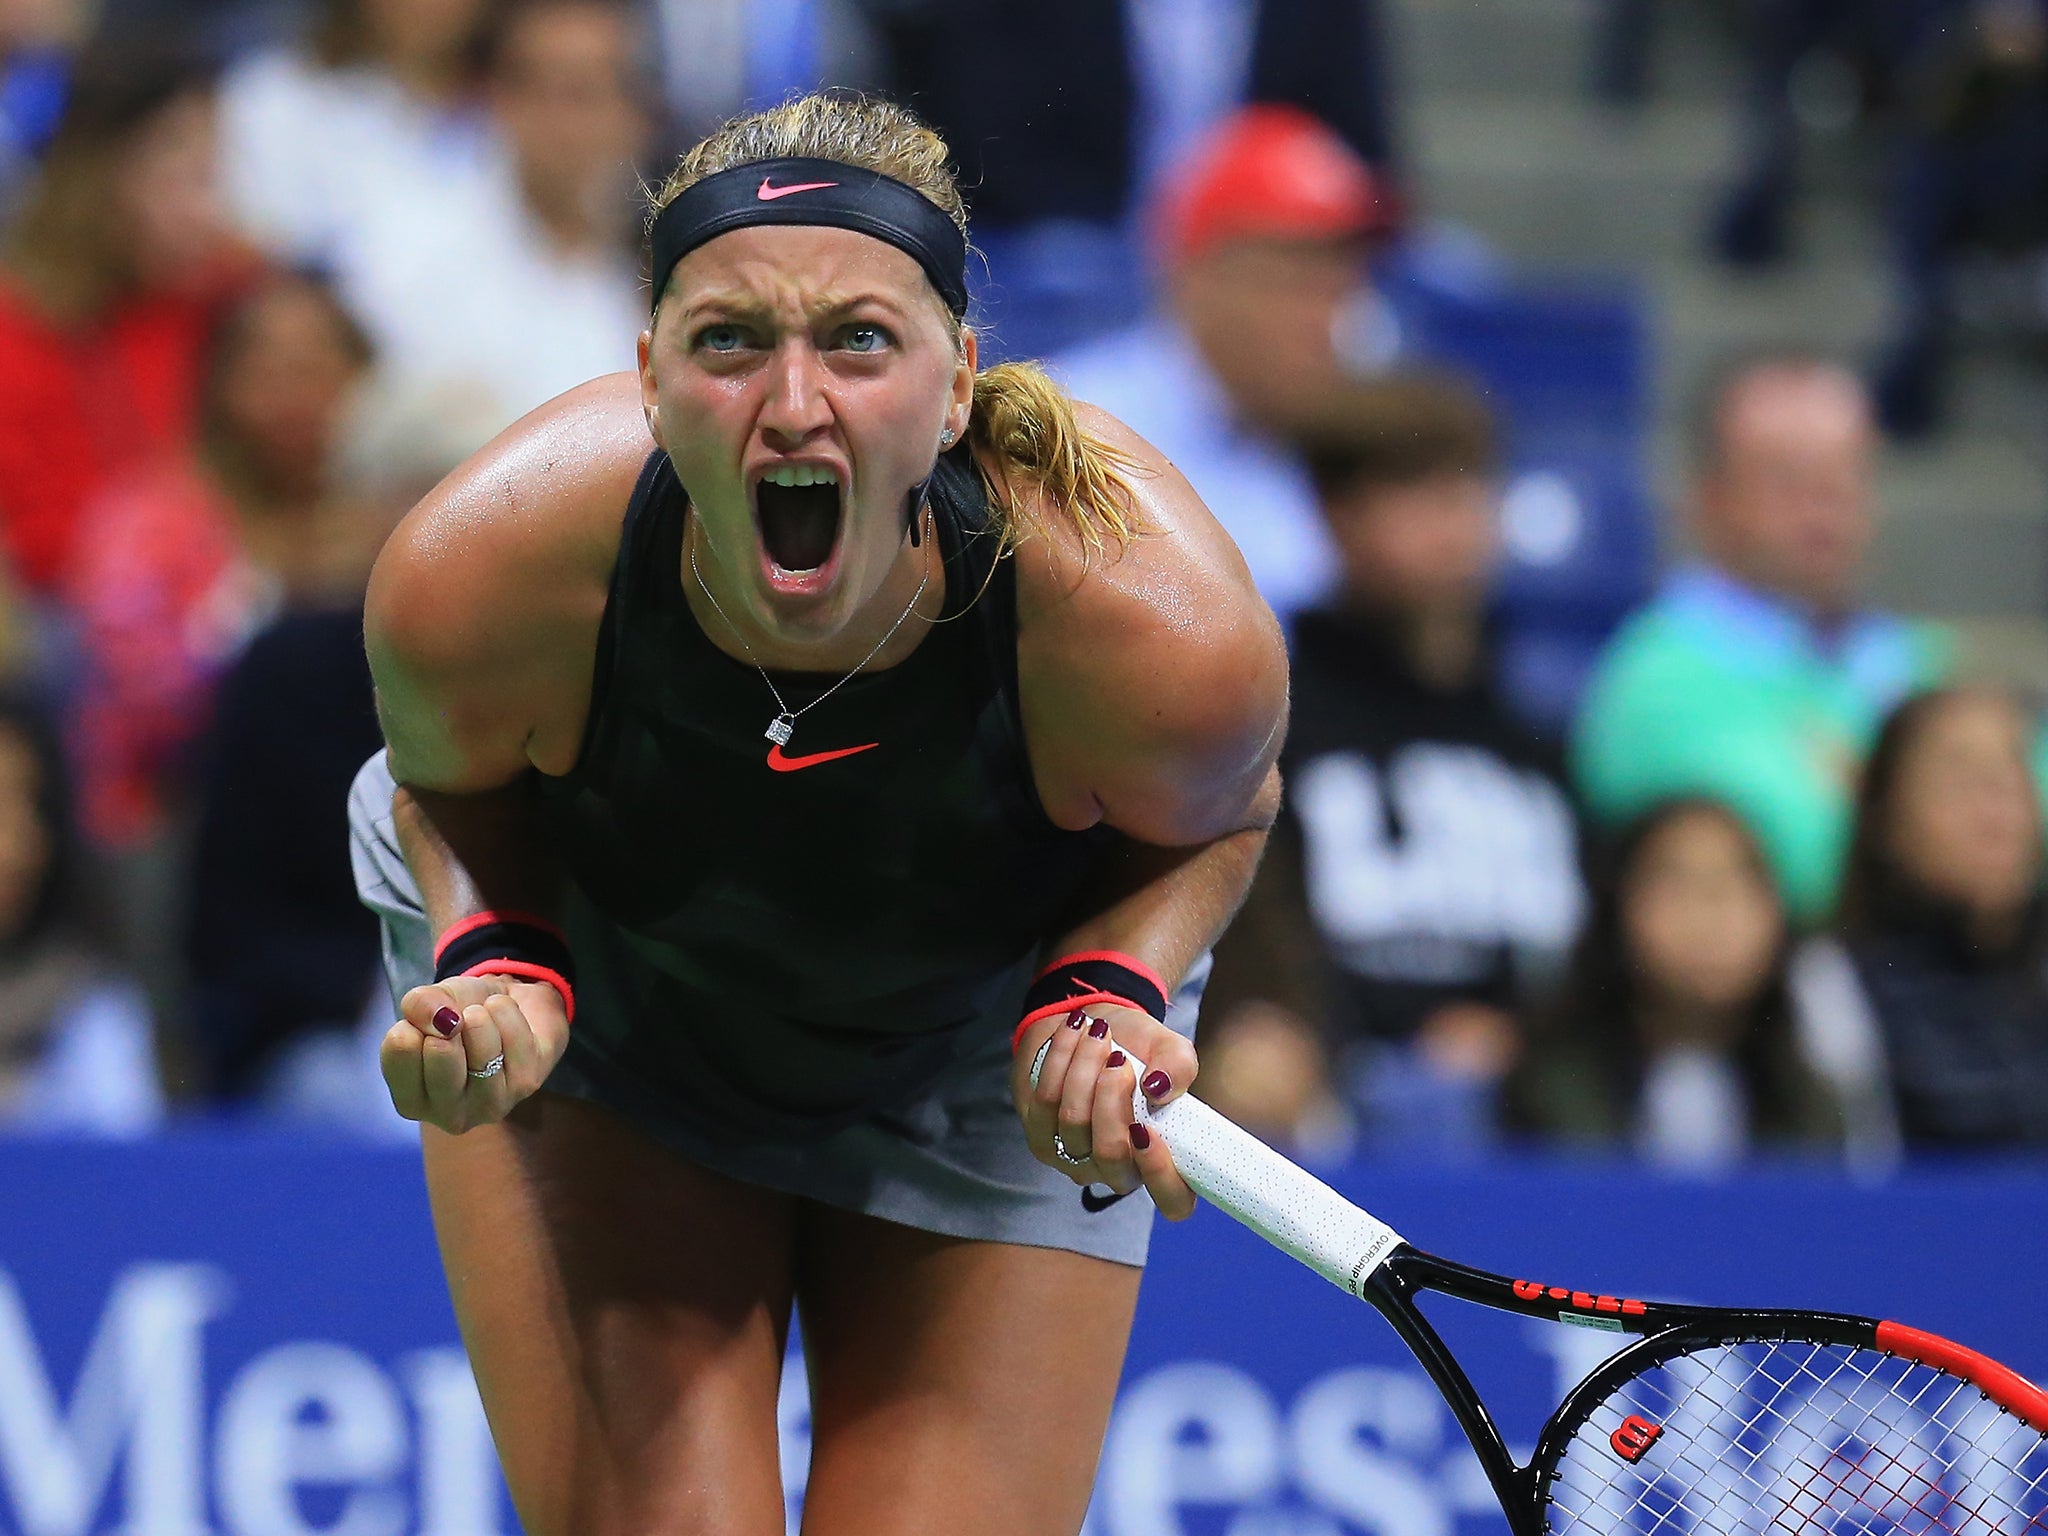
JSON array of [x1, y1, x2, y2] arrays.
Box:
[[0, 0, 2042, 1168], [1195, 314, 2048, 1172], [1190, 309, 2048, 1169]]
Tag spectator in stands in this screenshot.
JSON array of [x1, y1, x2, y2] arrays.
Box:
[[0, 40, 256, 596], [0, 690, 161, 1135], [184, 369, 497, 1126], [1574, 355, 1949, 927], [60, 268, 375, 1029], [336, 0, 652, 430], [1054, 104, 1401, 623], [1506, 798, 1843, 1168], [1201, 376, 1584, 1156], [183, 604, 389, 1121], [215, 0, 498, 274], [65, 268, 376, 859], [1828, 687, 2048, 1147]]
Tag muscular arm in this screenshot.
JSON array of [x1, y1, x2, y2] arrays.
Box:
[[368, 376, 644, 931], [1018, 404, 1288, 975], [1009, 405, 1290, 1213], [364, 376, 647, 1130], [373, 571, 565, 937], [1047, 771, 1282, 990], [385, 780, 566, 935]]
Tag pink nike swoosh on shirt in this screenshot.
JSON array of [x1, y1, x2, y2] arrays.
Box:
[[757, 178, 840, 201]]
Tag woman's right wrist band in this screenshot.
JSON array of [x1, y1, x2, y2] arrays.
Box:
[[433, 912, 576, 1023]]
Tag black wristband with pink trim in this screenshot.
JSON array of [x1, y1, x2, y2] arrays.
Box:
[[433, 912, 576, 1023], [1011, 949, 1170, 1050]]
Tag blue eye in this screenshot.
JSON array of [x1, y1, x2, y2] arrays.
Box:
[[696, 324, 745, 352], [842, 324, 889, 354]]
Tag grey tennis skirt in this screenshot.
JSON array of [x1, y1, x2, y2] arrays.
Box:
[[346, 751, 1205, 1267]]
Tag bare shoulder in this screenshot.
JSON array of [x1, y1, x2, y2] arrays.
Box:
[[366, 373, 655, 789], [1011, 402, 1289, 844]]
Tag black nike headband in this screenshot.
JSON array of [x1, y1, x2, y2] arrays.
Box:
[[648, 157, 971, 318]]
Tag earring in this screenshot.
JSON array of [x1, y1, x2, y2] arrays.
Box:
[[939, 427, 957, 447]]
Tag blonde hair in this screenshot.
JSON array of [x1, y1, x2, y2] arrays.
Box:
[[651, 92, 1142, 556]]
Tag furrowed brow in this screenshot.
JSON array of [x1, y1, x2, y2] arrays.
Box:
[[806, 289, 914, 322], [675, 289, 770, 322], [671, 285, 920, 331]]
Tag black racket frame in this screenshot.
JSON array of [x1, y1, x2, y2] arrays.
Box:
[[1362, 1241, 1890, 1536]]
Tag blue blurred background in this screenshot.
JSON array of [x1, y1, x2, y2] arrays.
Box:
[[2, 0, 2047, 1530]]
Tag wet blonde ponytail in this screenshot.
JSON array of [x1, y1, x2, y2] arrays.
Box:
[[655, 92, 1145, 556], [967, 362, 1144, 556]]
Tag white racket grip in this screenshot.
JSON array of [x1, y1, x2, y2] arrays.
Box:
[[1132, 1065, 1403, 1300]]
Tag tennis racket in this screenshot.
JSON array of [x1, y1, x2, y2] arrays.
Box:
[[1120, 1058, 2048, 1536]]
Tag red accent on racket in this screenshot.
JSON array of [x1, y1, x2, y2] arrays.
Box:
[[1116, 1046, 2048, 1536]]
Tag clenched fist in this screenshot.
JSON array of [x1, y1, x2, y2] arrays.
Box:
[[382, 973, 569, 1133]]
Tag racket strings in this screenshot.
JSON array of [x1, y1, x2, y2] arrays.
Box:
[[1543, 1338, 2048, 1536]]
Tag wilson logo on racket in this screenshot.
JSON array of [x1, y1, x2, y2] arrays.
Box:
[[1610, 1415, 1664, 1463], [1512, 1278, 1648, 1317]]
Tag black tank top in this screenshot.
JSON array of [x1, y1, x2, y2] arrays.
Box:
[[534, 446, 1110, 1140]]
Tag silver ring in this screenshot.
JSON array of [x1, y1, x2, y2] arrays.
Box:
[[1051, 1130, 1090, 1167], [467, 1054, 506, 1081]]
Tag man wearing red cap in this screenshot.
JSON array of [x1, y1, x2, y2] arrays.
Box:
[[1056, 104, 1401, 620]]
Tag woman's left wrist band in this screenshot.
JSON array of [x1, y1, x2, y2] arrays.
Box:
[[433, 912, 576, 1024], [1011, 949, 1170, 1050]]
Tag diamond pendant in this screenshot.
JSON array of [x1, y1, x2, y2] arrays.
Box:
[[764, 715, 795, 746]]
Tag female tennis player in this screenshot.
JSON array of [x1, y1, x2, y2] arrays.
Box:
[[348, 92, 1285, 1534]]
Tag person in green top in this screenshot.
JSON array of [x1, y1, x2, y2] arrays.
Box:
[[1573, 355, 1950, 925]]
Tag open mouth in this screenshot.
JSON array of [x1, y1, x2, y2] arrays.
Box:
[[755, 467, 842, 574]]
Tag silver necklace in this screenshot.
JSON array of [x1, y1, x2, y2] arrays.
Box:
[[687, 515, 932, 748]]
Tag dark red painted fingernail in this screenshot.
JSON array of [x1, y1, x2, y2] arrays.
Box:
[[1066, 1009, 1086, 1029], [1106, 1050, 1126, 1069], [1129, 1122, 1152, 1150], [1088, 1018, 1109, 1039], [431, 1007, 461, 1038], [1143, 1070, 1172, 1099]]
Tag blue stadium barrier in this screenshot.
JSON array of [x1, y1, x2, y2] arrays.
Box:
[[4, 1130, 2038, 1535]]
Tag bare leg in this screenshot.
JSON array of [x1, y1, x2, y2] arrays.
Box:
[[795, 1204, 1143, 1536], [422, 1093, 797, 1536]]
